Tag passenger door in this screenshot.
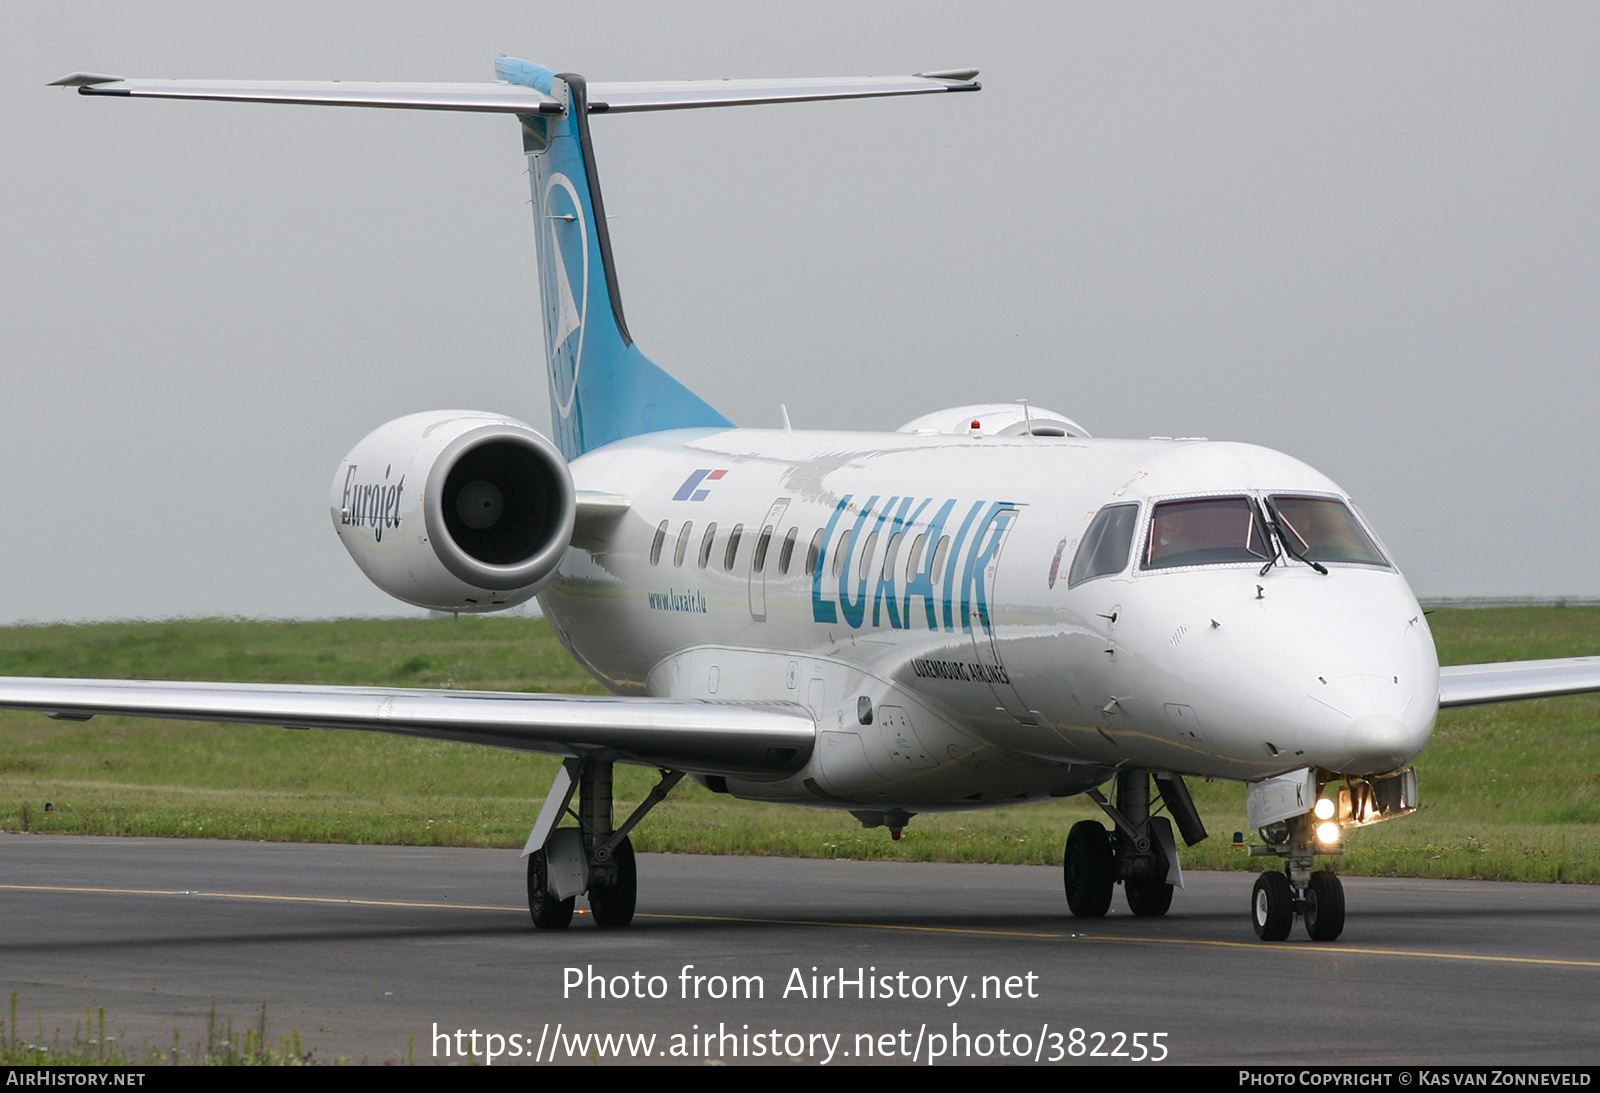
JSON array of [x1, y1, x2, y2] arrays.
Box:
[[748, 497, 790, 621]]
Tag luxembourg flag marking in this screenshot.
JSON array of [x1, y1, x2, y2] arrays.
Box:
[[672, 468, 728, 502]]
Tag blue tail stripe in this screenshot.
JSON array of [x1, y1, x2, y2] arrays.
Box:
[[496, 57, 556, 94], [504, 58, 732, 460]]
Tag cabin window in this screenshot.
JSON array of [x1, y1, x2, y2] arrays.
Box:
[[1269, 496, 1389, 567], [831, 529, 850, 578], [753, 525, 774, 572], [929, 535, 951, 583], [905, 532, 928, 581], [882, 532, 904, 581], [779, 527, 799, 574], [650, 520, 668, 565], [1143, 497, 1270, 569], [1068, 503, 1139, 587], [724, 524, 744, 570], [698, 522, 718, 569], [857, 531, 880, 581], [805, 529, 824, 575], [674, 521, 693, 567]]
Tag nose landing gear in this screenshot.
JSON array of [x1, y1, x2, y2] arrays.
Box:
[[1249, 809, 1347, 941], [1244, 765, 1419, 941], [1252, 864, 1346, 941]]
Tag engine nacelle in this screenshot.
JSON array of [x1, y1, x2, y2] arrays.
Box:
[[331, 411, 575, 612]]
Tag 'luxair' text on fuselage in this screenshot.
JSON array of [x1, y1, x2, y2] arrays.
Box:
[[811, 496, 1014, 634]]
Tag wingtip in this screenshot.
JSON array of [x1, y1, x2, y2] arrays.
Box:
[[914, 67, 980, 83], [48, 72, 125, 88]]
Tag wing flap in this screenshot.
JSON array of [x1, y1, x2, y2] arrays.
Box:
[[0, 677, 814, 777], [1438, 657, 1600, 708]]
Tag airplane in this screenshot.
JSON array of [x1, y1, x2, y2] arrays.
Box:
[[14, 58, 1600, 941]]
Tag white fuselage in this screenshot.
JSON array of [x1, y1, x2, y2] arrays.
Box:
[[539, 428, 1439, 811]]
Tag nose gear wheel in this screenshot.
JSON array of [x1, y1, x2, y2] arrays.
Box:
[[1303, 869, 1345, 941], [1252, 870, 1294, 941]]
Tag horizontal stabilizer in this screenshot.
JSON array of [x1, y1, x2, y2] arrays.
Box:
[[51, 71, 978, 115], [55, 77, 559, 113], [1438, 656, 1600, 707], [0, 676, 815, 777], [584, 72, 979, 113]]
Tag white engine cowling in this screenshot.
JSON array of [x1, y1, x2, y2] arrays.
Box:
[[331, 411, 575, 612]]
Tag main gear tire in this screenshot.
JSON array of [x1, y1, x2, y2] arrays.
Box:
[[527, 848, 575, 930], [1125, 875, 1174, 917], [1064, 821, 1115, 918], [588, 836, 637, 929]]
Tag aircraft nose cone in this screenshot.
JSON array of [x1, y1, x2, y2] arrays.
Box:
[[1343, 712, 1429, 775]]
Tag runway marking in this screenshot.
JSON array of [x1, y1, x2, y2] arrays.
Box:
[[640, 911, 1062, 940], [0, 883, 521, 914], [1065, 933, 1600, 970], [644, 913, 1600, 969], [8, 883, 1600, 970]]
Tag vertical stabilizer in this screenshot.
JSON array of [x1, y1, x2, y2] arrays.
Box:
[[501, 58, 732, 459]]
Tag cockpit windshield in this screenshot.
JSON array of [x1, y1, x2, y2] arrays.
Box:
[[1143, 496, 1271, 569], [1269, 496, 1389, 567]]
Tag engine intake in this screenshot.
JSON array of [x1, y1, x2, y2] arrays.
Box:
[[333, 411, 575, 611]]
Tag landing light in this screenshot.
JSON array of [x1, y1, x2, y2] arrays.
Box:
[[1316, 821, 1341, 845], [1313, 797, 1336, 821]]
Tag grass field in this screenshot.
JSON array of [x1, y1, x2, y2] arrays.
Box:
[[0, 608, 1595, 882]]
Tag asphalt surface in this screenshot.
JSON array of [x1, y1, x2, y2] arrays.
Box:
[[2, 833, 1597, 1066]]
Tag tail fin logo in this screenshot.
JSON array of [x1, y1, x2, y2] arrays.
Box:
[[540, 172, 588, 421]]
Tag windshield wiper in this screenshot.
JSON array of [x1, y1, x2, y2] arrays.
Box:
[[1262, 499, 1328, 575]]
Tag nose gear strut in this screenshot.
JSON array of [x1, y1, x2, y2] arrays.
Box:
[[1249, 810, 1346, 941]]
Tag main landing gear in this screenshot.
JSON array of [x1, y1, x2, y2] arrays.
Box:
[[523, 757, 682, 930], [1064, 770, 1208, 919]]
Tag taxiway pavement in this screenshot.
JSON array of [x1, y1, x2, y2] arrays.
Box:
[[2, 834, 1596, 1065]]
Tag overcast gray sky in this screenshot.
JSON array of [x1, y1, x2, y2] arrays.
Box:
[[3, 2, 1597, 622]]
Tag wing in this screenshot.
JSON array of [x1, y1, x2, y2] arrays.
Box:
[[1438, 657, 1600, 708], [0, 677, 813, 777]]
